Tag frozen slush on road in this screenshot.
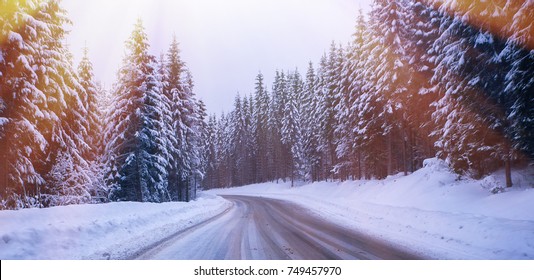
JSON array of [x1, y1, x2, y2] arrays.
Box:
[[135, 195, 418, 260]]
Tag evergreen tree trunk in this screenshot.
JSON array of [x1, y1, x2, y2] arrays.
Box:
[[410, 129, 415, 172], [387, 132, 393, 176], [357, 151, 362, 180], [135, 151, 143, 202], [186, 181, 190, 202], [403, 133, 408, 176], [36, 185, 42, 209], [505, 142, 513, 188], [505, 159, 512, 188], [0, 155, 7, 196]]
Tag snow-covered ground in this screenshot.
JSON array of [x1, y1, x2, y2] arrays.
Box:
[[0, 194, 231, 259], [211, 158, 534, 260], [1, 158, 532, 259]]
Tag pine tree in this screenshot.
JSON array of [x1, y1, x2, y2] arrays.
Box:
[[501, 1, 534, 186], [334, 45, 354, 180], [105, 19, 169, 202], [180, 69, 203, 201], [353, 15, 388, 179], [162, 36, 186, 200], [429, 3, 503, 178], [0, 0, 95, 208], [302, 62, 322, 181], [194, 98, 208, 192], [77, 46, 107, 201], [242, 95, 256, 184], [313, 54, 329, 181], [269, 70, 289, 182], [281, 70, 307, 185], [372, 0, 411, 176], [401, 0, 442, 171], [229, 94, 243, 185], [320, 43, 343, 180], [335, 10, 366, 180], [32, 1, 91, 207], [218, 112, 233, 187], [1, 0, 49, 208], [203, 114, 220, 189], [421, 0, 534, 184], [253, 72, 270, 183]]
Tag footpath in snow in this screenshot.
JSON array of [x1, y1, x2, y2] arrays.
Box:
[[0, 194, 231, 259], [211, 158, 534, 260]]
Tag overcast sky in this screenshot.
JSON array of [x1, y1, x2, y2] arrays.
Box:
[[63, 0, 373, 114]]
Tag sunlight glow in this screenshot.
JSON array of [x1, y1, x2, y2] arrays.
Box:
[[62, 0, 370, 113], [423, 0, 534, 50], [0, 1, 41, 47]]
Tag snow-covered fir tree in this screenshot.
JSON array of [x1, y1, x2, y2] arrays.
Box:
[[281, 70, 307, 185], [163, 37, 203, 201], [253, 73, 270, 183], [1, 0, 95, 208], [104, 19, 170, 202], [179, 69, 205, 201], [302, 62, 323, 182], [1, 0, 50, 208], [269, 70, 290, 182], [76, 47, 107, 202], [333, 11, 366, 180], [320, 43, 343, 180]]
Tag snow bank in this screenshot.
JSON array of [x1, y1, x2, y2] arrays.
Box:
[[0, 193, 231, 259], [211, 158, 534, 259], [1, 158, 531, 260]]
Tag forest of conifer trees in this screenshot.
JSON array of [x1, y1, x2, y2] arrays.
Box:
[[0, 0, 206, 209], [203, 0, 534, 189], [1, 0, 533, 210]]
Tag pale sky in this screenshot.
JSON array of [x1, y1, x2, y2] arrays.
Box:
[[63, 0, 373, 114]]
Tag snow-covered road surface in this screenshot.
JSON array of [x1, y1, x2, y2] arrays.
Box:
[[134, 195, 419, 260]]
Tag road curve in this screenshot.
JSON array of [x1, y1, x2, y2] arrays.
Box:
[[134, 195, 419, 260]]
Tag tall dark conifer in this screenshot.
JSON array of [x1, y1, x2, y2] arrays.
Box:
[[253, 73, 270, 183], [105, 19, 169, 202]]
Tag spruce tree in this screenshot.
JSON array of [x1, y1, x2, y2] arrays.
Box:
[[269, 71, 289, 182], [253, 72, 270, 183], [77, 47, 107, 201], [105, 19, 169, 202], [1, 0, 49, 208], [1, 0, 93, 208], [303, 62, 322, 182]]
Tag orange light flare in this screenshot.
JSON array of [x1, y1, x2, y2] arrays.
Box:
[[420, 0, 534, 51], [0, 1, 17, 49], [364, 1, 519, 168], [0, 1, 42, 48]]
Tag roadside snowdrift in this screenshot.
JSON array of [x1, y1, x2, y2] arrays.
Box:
[[0, 193, 231, 259], [211, 158, 534, 259], [1, 158, 531, 260]]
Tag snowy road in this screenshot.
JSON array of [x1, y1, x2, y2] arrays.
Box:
[[133, 195, 419, 260]]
